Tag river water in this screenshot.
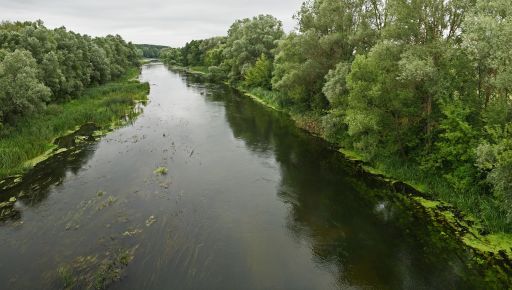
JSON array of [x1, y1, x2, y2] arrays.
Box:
[[0, 63, 483, 289]]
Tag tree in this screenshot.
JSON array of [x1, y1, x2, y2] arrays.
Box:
[[476, 124, 512, 221], [272, 0, 386, 111], [0, 20, 139, 125], [41, 51, 64, 99], [463, 0, 512, 122], [243, 54, 273, 89], [221, 15, 284, 83], [0, 49, 51, 124], [160, 47, 183, 66], [344, 41, 420, 159], [424, 96, 479, 193], [323, 61, 351, 107]]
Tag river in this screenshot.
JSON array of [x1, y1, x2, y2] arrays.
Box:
[[0, 63, 483, 289]]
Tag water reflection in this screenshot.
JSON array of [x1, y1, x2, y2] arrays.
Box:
[[0, 134, 98, 223], [0, 65, 489, 289], [181, 70, 480, 289]]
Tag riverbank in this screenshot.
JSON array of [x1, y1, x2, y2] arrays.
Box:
[[0, 67, 149, 181], [173, 64, 512, 284]]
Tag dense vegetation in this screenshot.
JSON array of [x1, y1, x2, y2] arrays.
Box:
[[0, 68, 149, 179], [162, 0, 512, 233], [0, 20, 139, 131], [0, 20, 147, 179], [135, 44, 168, 58]]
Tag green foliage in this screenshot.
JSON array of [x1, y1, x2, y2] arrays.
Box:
[[164, 0, 512, 232], [323, 61, 351, 107], [272, 32, 327, 110], [160, 47, 183, 66], [345, 41, 420, 159], [204, 46, 224, 67], [424, 96, 480, 194], [476, 124, 512, 222], [0, 20, 139, 126], [272, 0, 385, 111], [160, 37, 226, 69], [0, 68, 149, 179], [207, 66, 226, 82], [384, 0, 473, 43], [221, 15, 283, 84], [243, 54, 273, 89], [135, 44, 168, 58], [161, 15, 283, 88], [0, 49, 51, 124], [463, 0, 512, 111]]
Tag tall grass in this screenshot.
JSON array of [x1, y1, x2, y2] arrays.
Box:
[[0, 68, 149, 179], [372, 156, 510, 232]]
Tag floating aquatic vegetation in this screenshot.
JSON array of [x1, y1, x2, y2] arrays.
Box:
[[153, 167, 168, 175], [159, 181, 171, 189], [62, 193, 120, 230], [57, 265, 74, 289], [122, 228, 142, 237], [56, 247, 137, 290], [145, 215, 157, 227], [93, 249, 134, 290], [0, 196, 20, 222], [97, 196, 118, 211], [64, 223, 80, 231], [74, 135, 90, 144], [0, 175, 23, 192]]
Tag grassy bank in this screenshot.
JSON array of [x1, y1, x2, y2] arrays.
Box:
[[0, 68, 149, 179]]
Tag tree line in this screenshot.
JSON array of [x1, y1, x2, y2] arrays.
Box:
[[0, 20, 139, 130], [161, 0, 512, 232], [135, 44, 169, 58]]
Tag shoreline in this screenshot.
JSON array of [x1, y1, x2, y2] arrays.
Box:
[[0, 67, 149, 189], [171, 63, 512, 284]]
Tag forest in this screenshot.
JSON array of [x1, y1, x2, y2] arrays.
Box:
[[135, 44, 169, 58], [161, 0, 512, 233]]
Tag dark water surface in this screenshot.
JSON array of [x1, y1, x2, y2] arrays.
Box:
[[0, 64, 481, 289]]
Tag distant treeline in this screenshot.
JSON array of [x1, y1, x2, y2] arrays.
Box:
[[135, 44, 168, 59], [161, 1, 512, 233], [0, 20, 139, 129]]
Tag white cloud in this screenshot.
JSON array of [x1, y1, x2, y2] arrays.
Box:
[[0, 0, 303, 46]]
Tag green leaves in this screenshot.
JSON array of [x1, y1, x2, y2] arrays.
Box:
[[343, 41, 419, 158], [0, 49, 51, 124], [243, 54, 273, 90], [221, 15, 283, 84], [0, 21, 139, 127], [476, 124, 512, 220], [158, 0, 512, 229]]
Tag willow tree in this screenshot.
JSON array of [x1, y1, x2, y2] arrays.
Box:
[[273, 0, 387, 110], [0, 49, 51, 124], [221, 15, 284, 84]]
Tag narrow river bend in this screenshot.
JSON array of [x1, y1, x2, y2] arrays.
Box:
[[0, 63, 481, 289]]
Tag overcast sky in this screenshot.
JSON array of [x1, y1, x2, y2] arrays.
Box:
[[0, 0, 304, 46]]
